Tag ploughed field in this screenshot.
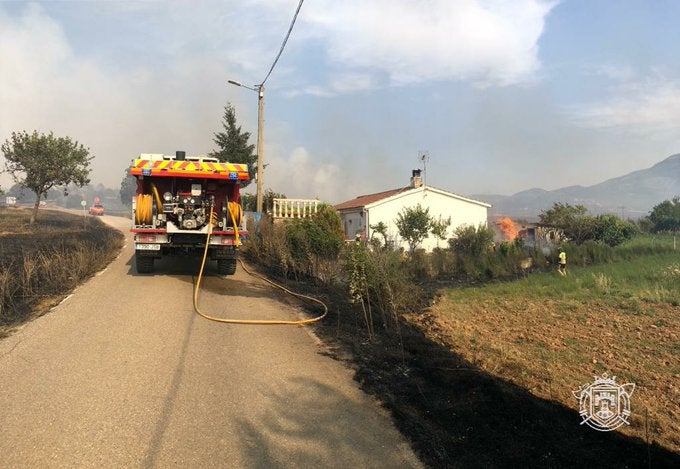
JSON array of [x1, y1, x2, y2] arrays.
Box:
[[408, 249, 680, 456]]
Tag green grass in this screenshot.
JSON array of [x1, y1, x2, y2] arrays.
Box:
[[446, 236, 679, 307]]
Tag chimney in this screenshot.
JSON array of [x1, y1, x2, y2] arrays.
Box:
[[410, 169, 423, 188]]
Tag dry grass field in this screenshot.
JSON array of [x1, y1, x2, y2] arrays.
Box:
[[0, 208, 124, 336]]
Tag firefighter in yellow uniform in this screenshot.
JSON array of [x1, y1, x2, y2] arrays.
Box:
[[558, 248, 567, 276]]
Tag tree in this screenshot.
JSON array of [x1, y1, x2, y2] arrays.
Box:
[[370, 221, 389, 247], [210, 103, 257, 187], [2, 131, 92, 224], [539, 203, 594, 244], [395, 204, 434, 254], [430, 215, 452, 248], [263, 189, 286, 213], [591, 214, 638, 247], [648, 197, 680, 233], [119, 167, 136, 206], [241, 193, 257, 212], [540, 202, 639, 246]]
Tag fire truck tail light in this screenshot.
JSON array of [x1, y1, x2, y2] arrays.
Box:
[[210, 236, 234, 245], [138, 234, 157, 243]]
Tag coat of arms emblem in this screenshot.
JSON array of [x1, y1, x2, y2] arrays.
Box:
[[573, 373, 635, 431]]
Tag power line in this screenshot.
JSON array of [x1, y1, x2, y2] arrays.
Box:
[[260, 0, 305, 86]]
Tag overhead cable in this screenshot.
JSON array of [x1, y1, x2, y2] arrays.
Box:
[[260, 0, 305, 86]]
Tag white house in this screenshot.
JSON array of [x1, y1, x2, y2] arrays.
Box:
[[334, 170, 491, 252]]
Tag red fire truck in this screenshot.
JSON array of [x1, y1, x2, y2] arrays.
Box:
[[130, 151, 248, 274]]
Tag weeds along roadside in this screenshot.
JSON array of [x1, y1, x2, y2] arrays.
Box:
[[0, 209, 124, 334]]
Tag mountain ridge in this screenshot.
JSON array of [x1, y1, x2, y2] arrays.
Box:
[[470, 154, 680, 219]]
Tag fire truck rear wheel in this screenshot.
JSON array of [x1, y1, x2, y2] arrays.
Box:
[[136, 255, 155, 274], [217, 258, 237, 275]]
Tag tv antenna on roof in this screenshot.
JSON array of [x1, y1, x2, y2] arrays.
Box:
[[419, 151, 430, 186]]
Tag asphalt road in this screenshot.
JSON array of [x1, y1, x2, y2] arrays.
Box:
[[0, 215, 421, 468]]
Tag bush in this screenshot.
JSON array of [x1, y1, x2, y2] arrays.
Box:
[[245, 204, 344, 284], [447, 225, 533, 281], [591, 214, 638, 247], [562, 241, 614, 267], [344, 242, 423, 335], [449, 224, 494, 256]]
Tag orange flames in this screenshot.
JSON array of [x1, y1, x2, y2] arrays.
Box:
[[498, 216, 518, 241]]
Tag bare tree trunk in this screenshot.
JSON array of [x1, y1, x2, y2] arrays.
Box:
[[30, 193, 40, 224]]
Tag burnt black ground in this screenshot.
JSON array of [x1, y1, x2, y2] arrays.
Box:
[[288, 282, 680, 469]]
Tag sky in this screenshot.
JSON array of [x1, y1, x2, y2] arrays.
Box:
[[1, 0, 679, 203]]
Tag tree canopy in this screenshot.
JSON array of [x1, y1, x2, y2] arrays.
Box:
[[539, 203, 593, 244], [539, 202, 637, 246], [210, 103, 256, 188], [430, 215, 452, 247], [648, 197, 680, 232], [395, 204, 433, 253], [2, 130, 92, 223]]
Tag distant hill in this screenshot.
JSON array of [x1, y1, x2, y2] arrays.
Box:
[[471, 154, 680, 220]]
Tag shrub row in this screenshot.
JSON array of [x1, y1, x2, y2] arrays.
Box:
[[245, 214, 676, 337]]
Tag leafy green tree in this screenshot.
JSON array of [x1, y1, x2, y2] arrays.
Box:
[[431, 215, 452, 247], [2, 130, 92, 224], [119, 167, 136, 206], [648, 197, 680, 233], [210, 103, 256, 187], [539, 203, 594, 244], [591, 214, 638, 246], [395, 204, 434, 254]]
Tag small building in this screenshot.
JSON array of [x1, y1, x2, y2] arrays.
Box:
[[518, 223, 565, 250], [334, 170, 491, 252]]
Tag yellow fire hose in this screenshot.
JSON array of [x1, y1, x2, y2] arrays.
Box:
[[135, 194, 153, 225], [134, 184, 163, 225], [192, 205, 328, 325]]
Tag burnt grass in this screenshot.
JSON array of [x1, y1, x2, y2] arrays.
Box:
[[0, 208, 124, 333], [273, 277, 680, 468]]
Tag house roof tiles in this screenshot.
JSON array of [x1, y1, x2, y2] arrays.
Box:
[[333, 187, 411, 211]]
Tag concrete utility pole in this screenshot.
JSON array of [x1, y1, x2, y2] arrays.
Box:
[[256, 84, 264, 213], [228, 79, 265, 213]]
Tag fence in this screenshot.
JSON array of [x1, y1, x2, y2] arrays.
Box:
[[271, 198, 318, 219]]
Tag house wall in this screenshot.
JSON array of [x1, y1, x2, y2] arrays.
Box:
[[365, 187, 488, 252]]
